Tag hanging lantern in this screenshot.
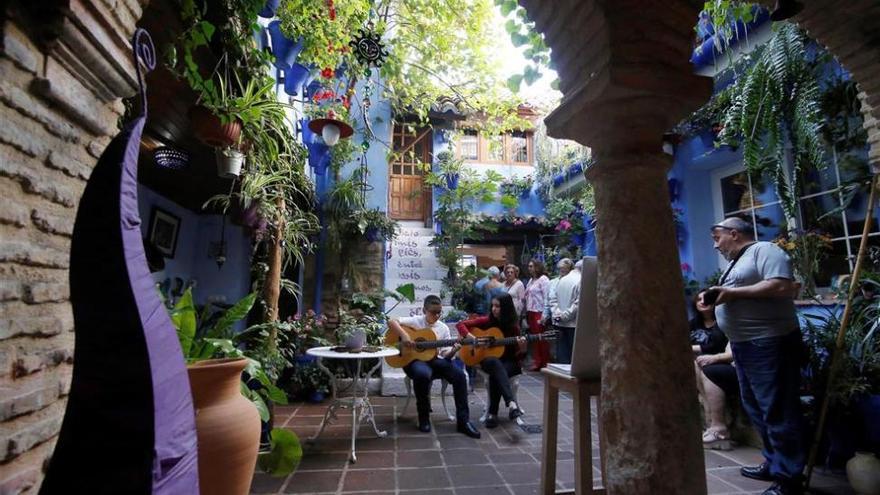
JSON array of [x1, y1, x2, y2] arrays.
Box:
[[153, 146, 189, 170], [308, 111, 353, 147]]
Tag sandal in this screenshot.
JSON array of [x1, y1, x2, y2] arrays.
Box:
[[702, 428, 732, 451]]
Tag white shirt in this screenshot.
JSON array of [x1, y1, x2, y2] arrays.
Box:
[[505, 279, 525, 316], [552, 269, 581, 328], [397, 315, 454, 354]]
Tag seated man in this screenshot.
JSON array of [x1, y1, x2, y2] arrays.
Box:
[[389, 295, 480, 438]]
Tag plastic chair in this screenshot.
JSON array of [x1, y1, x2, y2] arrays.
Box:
[[474, 367, 521, 422]]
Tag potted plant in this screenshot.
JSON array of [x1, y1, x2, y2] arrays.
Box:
[[275, 0, 371, 71], [357, 208, 399, 243], [171, 289, 306, 482], [773, 230, 833, 297], [435, 151, 463, 190]]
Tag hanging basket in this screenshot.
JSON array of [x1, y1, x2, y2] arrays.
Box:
[[189, 106, 241, 148], [215, 148, 245, 179], [267, 21, 304, 70]]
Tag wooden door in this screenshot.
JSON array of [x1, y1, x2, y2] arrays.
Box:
[[389, 124, 431, 220]]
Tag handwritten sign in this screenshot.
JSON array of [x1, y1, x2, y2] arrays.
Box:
[[397, 260, 423, 269]]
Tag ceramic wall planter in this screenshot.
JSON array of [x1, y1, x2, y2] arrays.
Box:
[[189, 106, 241, 148], [187, 358, 261, 495], [847, 452, 880, 495], [215, 148, 245, 178], [267, 21, 304, 70], [444, 173, 459, 190], [283, 64, 314, 96]]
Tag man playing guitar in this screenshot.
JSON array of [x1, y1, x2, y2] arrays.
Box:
[[388, 295, 481, 438]]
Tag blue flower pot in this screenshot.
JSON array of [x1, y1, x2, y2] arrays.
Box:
[[365, 227, 380, 243], [553, 174, 565, 186], [258, 0, 279, 18], [520, 187, 531, 199], [267, 21, 303, 70], [305, 80, 324, 100], [445, 173, 459, 190], [283, 63, 313, 96], [308, 390, 326, 403]]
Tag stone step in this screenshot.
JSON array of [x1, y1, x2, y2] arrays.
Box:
[[389, 236, 434, 249], [388, 245, 438, 261], [397, 225, 435, 235], [386, 254, 443, 270], [386, 267, 447, 282]]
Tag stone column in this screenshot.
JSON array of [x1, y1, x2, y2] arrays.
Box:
[[518, 1, 713, 492]]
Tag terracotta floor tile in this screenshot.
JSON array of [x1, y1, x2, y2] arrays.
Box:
[[347, 451, 395, 469], [341, 468, 395, 492], [397, 450, 443, 468], [397, 467, 450, 491], [297, 452, 349, 472], [447, 464, 505, 487], [495, 462, 541, 485], [250, 472, 286, 494], [396, 436, 439, 450], [488, 452, 536, 464], [284, 471, 342, 493]]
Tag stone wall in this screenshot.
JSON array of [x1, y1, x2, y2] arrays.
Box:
[[302, 238, 385, 319], [0, 1, 142, 492]]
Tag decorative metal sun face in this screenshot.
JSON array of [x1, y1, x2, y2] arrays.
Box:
[[349, 28, 389, 67]]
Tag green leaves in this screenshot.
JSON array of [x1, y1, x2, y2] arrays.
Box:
[[171, 288, 196, 358], [258, 428, 303, 477], [499, 0, 518, 16], [209, 292, 256, 339]]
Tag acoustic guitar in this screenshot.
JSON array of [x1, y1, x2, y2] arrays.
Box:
[[384, 325, 557, 368], [457, 327, 557, 367], [383, 325, 463, 368]]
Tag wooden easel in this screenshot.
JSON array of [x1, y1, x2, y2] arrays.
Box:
[[540, 367, 606, 495]]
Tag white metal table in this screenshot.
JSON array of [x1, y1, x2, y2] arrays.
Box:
[[305, 346, 400, 463]]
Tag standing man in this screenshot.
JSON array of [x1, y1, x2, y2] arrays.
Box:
[[550, 258, 579, 364], [388, 295, 481, 438], [707, 217, 804, 495]]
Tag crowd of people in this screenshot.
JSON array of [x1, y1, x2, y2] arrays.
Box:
[[388, 215, 806, 495]]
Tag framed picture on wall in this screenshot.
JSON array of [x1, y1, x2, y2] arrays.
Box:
[[148, 207, 181, 258]]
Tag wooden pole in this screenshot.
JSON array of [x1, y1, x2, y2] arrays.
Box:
[[804, 174, 878, 487], [263, 198, 285, 351]]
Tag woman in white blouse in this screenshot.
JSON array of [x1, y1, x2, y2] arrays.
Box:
[[523, 259, 550, 370], [503, 264, 525, 318]]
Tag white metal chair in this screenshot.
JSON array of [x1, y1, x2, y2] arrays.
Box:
[[399, 375, 456, 422]]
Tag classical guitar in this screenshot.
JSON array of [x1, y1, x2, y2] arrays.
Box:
[[384, 325, 557, 368], [383, 325, 464, 368], [457, 327, 558, 367]]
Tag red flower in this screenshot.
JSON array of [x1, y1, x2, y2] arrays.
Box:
[[329, 7, 336, 20], [321, 67, 334, 79], [342, 97, 351, 109]]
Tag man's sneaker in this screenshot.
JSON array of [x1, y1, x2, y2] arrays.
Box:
[[509, 407, 524, 421], [740, 462, 773, 481]]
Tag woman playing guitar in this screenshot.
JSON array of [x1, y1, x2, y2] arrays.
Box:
[[456, 292, 526, 428]]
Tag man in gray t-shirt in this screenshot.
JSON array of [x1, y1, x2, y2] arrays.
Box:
[[705, 217, 805, 495]]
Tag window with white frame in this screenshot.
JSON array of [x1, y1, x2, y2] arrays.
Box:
[[455, 128, 533, 165], [712, 153, 877, 288]]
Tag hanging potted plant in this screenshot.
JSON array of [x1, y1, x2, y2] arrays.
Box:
[[276, 0, 371, 71], [356, 208, 399, 243], [435, 151, 463, 191], [267, 20, 304, 70]]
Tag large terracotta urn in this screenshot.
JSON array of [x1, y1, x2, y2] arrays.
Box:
[[188, 358, 261, 495]]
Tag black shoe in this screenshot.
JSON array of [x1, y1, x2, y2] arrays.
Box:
[[484, 414, 499, 428], [740, 462, 773, 482], [417, 416, 431, 433], [457, 421, 481, 439], [509, 407, 524, 421], [761, 479, 803, 495]]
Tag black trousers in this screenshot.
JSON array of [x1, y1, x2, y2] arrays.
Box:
[[480, 357, 521, 415], [403, 358, 470, 423]]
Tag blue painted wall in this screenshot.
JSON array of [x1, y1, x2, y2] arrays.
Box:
[[138, 185, 251, 306]]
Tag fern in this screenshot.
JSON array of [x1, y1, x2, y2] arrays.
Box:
[[718, 23, 825, 224]]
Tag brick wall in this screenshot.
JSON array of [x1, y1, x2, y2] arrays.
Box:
[[0, 1, 143, 492]]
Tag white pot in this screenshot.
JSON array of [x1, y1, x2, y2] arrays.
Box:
[[344, 329, 366, 351], [215, 148, 244, 178], [848, 451, 880, 495]]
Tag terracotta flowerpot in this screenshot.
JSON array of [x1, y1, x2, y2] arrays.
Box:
[[188, 358, 261, 495], [189, 106, 242, 148]]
